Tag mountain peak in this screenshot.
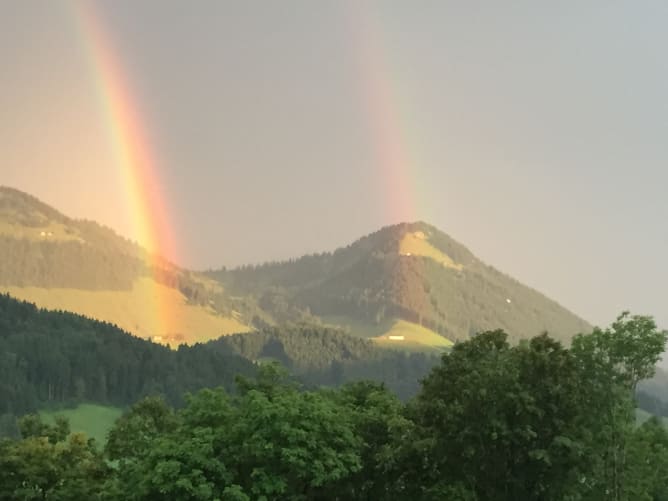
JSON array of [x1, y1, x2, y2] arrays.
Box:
[[211, 220, 590, 347], [353, 221, 477, 269], [0, 186, 70, 231]]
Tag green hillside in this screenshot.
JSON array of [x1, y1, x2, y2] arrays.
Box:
[[0, 294, 439, 420], [0, 293, 256, 418], [209, 222, 592, 347], [209, 325, 440, 399], [0, 186, 255, 344], [321, 315, 452, 352]]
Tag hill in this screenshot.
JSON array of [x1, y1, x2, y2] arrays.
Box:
[[208, 325, 440, 399], [0, 187, 253, 344], [0, 294, 438, 434], [0, 293, 256, 420], [208, 222, 591, 348]]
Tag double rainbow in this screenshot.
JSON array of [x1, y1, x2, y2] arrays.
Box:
[[72, 2, 424, 339]]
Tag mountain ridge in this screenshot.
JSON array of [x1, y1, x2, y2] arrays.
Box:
[[0, 186, 253, 343], [1, 186, 591, 348]]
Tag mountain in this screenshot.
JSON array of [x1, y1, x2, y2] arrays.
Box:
[[209, 222, 591, 348], [0, 187, 253, 344]]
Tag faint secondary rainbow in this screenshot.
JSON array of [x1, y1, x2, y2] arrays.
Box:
[[348, 3, 421, 224], [73, 1, 179, 339]]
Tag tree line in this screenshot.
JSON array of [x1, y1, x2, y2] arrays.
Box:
[[210, 326, 440, 400], [0, 294, 436, 426], [0, 294, 256, 421]]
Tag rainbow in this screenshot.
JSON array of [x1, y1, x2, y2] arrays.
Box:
[[73, 2, 179, 339], [348, 3, 420, 223]]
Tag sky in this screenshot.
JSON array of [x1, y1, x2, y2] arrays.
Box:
[[1, 1, 667, 329]]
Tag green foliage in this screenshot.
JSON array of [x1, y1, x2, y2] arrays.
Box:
[[106, 397, 178, 461], [393, 315, 667, 501], [213, 325, 440, 400], [19, 413, 70, 443], [2, 312, 667, 500], [108, 365, 367, 500], [0, 416, 111, 500], [571, 312, 668, 500], [40, 404, 123, 447], [399, 331, 586, 500], [330, 381, 410, 499]]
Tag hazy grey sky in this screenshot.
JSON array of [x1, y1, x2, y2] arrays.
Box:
[[2, 1, 667, 328]]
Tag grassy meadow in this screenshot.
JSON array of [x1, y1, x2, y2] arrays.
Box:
[[40, 404, 123, 446], [1, 277, 250, 345], [322, 315, 452, 351]]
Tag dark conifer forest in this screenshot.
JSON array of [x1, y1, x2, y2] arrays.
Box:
[[0, 294, 255, 417]]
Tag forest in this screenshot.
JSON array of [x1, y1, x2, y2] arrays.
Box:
[[0, 294, 438, 426], [209, 326, 439, 399], [0, 293, 255, 422], [1, 312, 668, 500]]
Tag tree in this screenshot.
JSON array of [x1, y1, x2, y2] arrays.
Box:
[[330, 381, 409, 500], [0, 417, 111, 500], [108, 364, 363, 500], [106, 396, 177, 461], [2, 309, 666, 500], [18, 414, 70, 444], [622, 417, 668, 500], [401, 320, 667, 501], [571, 312, 668, 500]]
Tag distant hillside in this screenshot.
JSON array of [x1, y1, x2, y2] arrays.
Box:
[[209, 222, 591, 347], [0, 294, 438, 430], [0, 187, 254, 343], [0, 293, 256, 418], [209, 325, 440, 400]]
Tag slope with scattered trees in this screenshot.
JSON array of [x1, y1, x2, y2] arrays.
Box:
[[210, 325, 440, 400], [0, 187, 257, 343], [209, 222, 591, 347]]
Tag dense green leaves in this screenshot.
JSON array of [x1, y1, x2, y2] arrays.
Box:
[[0, 417, 111, 500], [398, 331, 586, 500], [571, 313, 668, 500], [107, 366, 369, 500]]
